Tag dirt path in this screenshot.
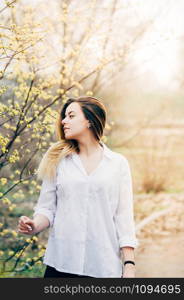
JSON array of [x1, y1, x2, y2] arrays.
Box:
[[133, 193, 184, 277], [135, 232, 184, 277]]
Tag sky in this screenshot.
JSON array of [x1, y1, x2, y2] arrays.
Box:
[[123, 0, 184, 91], [1, 0, 184, 92]]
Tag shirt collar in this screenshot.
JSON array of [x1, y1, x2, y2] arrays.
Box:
[[99, 141, 114, 160], [71, 141, 114, 160], [71, 141, 113, 176]]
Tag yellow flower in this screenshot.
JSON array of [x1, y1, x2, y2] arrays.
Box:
[[36, 261, 42, 265], [86, 91, 93, 96], [11, 230, 18, 237], [0, 251, 4, 256], [62, 78, 69, 85], [32, 236, 38, 242], [56, 88, 64, 94], [26, 258, 31, 262], [105, 123, 111, 130], [101, 135, 107, 143], [23, 180, 29, 184], [13, 180, 19, 184], [33, 257, 38, 261], [26, 238, 31, 243], [8, 251, 14, 256], [2, 198, 11, 205], [0, 223, 3, 228], [38, 249, 45, 257], [3, 123, 10, 129], [1, 147, 6, 153]]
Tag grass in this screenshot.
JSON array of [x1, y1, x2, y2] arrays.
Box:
[[114, 126, 184, 194], [0, 262, 45, 278]]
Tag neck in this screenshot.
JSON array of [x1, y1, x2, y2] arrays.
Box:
[[78, 139, 103, 157]]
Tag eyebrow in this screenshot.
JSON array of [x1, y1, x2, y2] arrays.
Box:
[[65, 110, 75, 116]]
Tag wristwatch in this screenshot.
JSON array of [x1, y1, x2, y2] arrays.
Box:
[[124, 260, 135, 266]]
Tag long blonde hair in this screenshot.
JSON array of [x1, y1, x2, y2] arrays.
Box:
[[36, 96, 107, 181]]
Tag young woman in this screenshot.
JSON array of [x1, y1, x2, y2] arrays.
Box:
[[18, 96, 138, 278]]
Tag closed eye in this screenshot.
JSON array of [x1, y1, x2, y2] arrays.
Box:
[[64, 114, 75, 119]]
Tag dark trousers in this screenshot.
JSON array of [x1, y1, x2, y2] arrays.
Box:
[[44, 265, 94, 278]]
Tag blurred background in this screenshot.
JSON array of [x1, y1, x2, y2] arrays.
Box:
[[0, 0, 184, 278]]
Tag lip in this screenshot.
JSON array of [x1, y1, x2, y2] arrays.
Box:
[[64, 128, 70, 131]]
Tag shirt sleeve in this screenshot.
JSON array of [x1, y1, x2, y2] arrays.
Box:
[[32, 177, 57, 228], [114, 156, 139, 249]]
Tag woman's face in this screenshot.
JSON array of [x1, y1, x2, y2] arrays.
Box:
[[61, 102, 90, 140]]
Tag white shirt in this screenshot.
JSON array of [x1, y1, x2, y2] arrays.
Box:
[[33, 141, 138, 278]]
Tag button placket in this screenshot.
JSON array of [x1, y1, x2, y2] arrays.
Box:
[[81, 178, 91, 274]]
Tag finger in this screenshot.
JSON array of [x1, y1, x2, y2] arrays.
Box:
[[24, 222, 34, 230], [19, 224, 32, 231], [19, 227, 32, 234], [25, 224, 34, 232], [19, 219, 27, 225], [20, 216, 30, 223], [19, 225, 28, 231], [18, 228, 29, 234], [19, 218, 31, 226], [19, 223, 30, 229], [19, 222, 28, 228], [19, 219, 25, 225], [24, 221, 33, 226], [26, 225, 32, 231]]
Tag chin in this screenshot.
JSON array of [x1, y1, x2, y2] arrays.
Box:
[[65, 134, 74, 139]]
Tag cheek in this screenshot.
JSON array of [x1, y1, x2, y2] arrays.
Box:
[[78, 123, 87, 132], [75, 120, 86, 130]]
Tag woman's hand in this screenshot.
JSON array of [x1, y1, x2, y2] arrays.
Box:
[[18, 215, 37, 235], [121, 264, 136, 278]]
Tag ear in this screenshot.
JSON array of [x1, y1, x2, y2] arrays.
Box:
[[86, 120, 91, 128]]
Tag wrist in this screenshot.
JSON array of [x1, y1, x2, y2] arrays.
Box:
[[124, 263, 135, 270]]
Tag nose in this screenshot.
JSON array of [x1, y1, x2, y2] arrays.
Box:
[[61, 117, 69, 128], [61, 118, 67, 125]]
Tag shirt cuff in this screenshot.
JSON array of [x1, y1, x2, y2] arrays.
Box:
[[33, 209, 55, 227], [119, 237, 139, 249]]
